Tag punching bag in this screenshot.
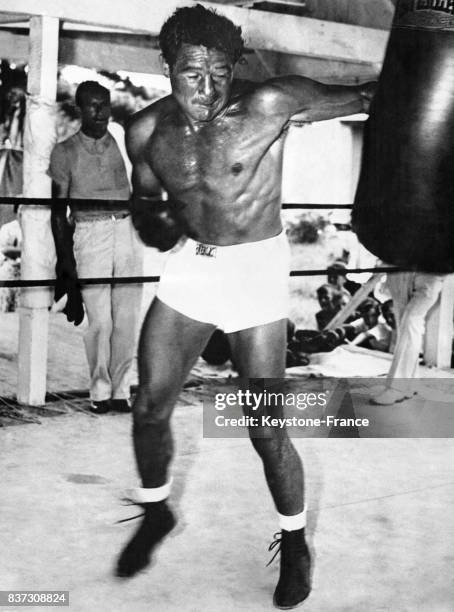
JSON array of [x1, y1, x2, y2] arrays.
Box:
[[353, 0, 454, 272]]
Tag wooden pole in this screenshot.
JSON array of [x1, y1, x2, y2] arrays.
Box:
[[324, 273, 382, 330], [17, 15, 59, 406]]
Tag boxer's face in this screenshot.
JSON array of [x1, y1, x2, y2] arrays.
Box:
[[166, 43, 234, 123]]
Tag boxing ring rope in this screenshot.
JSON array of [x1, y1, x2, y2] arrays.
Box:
[[0, 197, 401, 287], [0, 267, 403, 289], [0, 197, 353, 209], [0, 197, 404, 287]]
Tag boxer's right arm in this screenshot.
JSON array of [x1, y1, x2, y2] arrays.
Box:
[[126, 111, 187, 251]]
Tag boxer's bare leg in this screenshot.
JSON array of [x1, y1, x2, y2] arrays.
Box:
[[133, 298, 214, 487], [228, 319, 310, 609], [228, 318, 304, 514], [116, 298, 214, 578]]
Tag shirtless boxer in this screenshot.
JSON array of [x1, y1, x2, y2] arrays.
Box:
[[116, 5, 375, 608]]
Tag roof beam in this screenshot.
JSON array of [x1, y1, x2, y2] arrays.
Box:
[[0, 0, 389, 65], [0, 30, 272, 80], [303, 0, 394, 30], [59, 33, 162, 74], [0, 30, 28, 62]]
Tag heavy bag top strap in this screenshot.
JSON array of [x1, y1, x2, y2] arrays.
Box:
[[394, 0, 454, 30]]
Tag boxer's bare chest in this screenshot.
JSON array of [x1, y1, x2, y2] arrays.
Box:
[[147, 103, 285, 201]]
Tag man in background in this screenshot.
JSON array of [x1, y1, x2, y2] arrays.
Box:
[[372, 273, 444, 404], [49, 81, 143, 414]]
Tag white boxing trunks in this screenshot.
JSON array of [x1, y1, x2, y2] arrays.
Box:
[[156, 230, 291, 333]]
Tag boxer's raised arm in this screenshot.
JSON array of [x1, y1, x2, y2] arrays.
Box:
[[126, 111, 187, 251], [255, 76, 376, 123]]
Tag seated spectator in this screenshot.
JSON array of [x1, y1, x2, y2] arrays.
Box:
[[315, 283, 336, 330], [331, 288, 359, 324], [348, 299, 397, 353], [345, 298, 381, 343], [327, 260, 359, 296], [363, 321, 393, 353], [359, 298, 381, 328], [292, 298, 397, 356]]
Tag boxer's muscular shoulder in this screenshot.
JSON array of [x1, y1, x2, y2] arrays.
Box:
[[235, 77, 298, 120], [246, 76, 318, 118], [229, 79, 273, 112], [125, 95, 175, 162]]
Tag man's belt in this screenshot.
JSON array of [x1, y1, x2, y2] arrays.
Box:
[[73, 211, 130, 222]]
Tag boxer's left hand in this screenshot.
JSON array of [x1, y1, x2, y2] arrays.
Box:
[[130, 196, 187, 252]]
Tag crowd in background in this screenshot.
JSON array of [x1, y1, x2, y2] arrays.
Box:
[[310, 258, 396, 354]]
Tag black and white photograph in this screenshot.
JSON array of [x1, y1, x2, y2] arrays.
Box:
[[0, 1, 453, 610]]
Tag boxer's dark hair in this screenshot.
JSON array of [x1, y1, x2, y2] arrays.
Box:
[[159, 4, 244, 68], [75, 81, 110, 107]]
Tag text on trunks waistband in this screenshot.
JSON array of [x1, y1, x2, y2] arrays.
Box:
[[195, 243, 217, 257]]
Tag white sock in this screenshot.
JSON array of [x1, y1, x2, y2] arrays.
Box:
[[131, 478, 173, 503], [278, 505, 307, 531]]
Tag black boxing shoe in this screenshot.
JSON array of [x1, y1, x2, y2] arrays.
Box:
[[89, 400, 110, 415], [268, 529, 311, 609], [111, 399, 132, 413], [116, 500, 176, 578]]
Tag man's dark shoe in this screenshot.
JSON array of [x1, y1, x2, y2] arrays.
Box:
[[111, 399, 132, 413], [89, 400, 110, 414], [269, 529, 311, 609], [116, 500, 176, 578]]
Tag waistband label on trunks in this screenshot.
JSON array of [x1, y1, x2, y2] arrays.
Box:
[[195, 243, 217, 258]]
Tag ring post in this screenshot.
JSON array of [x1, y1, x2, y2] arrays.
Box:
[[17, 16, 59, 406]]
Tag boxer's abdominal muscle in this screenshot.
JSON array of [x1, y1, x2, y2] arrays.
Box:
[[147, 99, 288, 245]]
